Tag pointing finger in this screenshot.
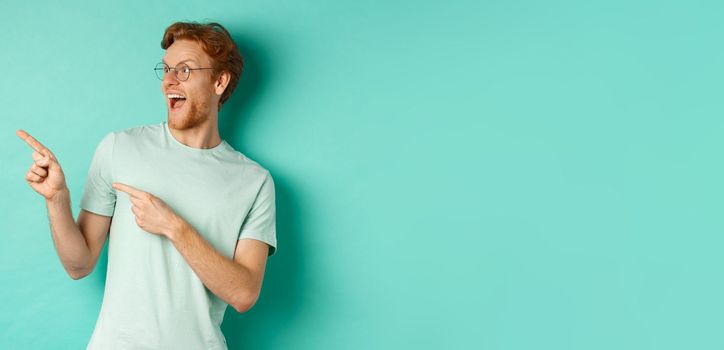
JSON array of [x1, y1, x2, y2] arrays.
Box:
[[112, 183, 146, 198], [16, 129, 48, 153], [41, 148, 55, 160]]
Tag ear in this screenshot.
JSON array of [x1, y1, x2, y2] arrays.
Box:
[[214, 71, 231, 96]]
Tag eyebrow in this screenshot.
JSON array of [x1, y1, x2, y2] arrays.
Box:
[[161, 59, 198, 65]]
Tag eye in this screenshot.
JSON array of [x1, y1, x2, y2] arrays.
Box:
[[179, 64, 190, 74], [163, 65, 170, 73]]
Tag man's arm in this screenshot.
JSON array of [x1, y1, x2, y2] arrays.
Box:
[[168, 220, 269, 313], [46, 189, 111, 280], [16, 129, 111, 280], [110, 182, 272, 313]]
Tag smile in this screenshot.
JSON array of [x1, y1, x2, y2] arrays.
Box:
[[167, 93, 187, 110]]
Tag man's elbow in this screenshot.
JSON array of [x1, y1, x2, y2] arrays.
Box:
[[67, 267, 90, 280], [232, 293, 258, 314]]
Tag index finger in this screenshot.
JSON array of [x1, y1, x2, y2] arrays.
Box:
[[16, 129, 49, 153], [112, 183, 146, 198]]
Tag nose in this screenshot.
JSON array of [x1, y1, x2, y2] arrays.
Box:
[[162, 68, 180, 86]]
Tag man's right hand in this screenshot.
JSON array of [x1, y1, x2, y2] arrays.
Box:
[[16, 129, 68, 201]]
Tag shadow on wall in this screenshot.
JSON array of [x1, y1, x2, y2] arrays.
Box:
[[89, 28, 308, 350], [218, 29, 307, 350]]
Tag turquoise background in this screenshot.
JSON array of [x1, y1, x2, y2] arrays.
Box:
[[2, 0, 723, 349]]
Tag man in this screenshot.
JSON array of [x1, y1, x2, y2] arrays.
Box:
[[16, 21, 277, 349]]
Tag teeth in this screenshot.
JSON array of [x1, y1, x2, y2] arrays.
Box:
[[167, 94, 186, 99]]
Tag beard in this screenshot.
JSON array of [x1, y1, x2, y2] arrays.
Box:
[[168, 96, 211, 130]]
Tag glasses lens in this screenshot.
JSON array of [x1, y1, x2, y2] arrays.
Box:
[[154, 62, 165, 80], [177, 63, 190, 81]]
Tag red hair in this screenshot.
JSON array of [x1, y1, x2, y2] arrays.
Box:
[[161, 21, 243, 110]]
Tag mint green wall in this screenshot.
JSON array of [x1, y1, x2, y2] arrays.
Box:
[[2, 0, 723, 349]]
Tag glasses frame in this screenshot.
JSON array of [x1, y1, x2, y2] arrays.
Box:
[[154, 62, 213, 81]]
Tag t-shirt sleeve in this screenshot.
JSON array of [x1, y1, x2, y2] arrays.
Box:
[[238, 171, 277, 257], [79, 132, 116, 217]]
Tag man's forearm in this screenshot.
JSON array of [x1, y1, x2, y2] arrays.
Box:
[[46, 188, 92, 278], [167, 220, 255, 312]]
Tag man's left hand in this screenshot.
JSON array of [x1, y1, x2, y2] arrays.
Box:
[[112, 182, 182, 238]]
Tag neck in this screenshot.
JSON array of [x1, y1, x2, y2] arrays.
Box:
[[168, 112, 222, 149]]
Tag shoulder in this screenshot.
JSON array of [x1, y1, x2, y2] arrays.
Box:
[[222, 145, 273, 180], [112, 122, 162, 139], [98, 122, 164, 149]]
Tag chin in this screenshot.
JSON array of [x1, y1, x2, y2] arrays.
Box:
[[168, 104, 208, 130], [168, 113, 187, 129]]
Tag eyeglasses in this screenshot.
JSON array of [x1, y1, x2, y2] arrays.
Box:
[[154, 62, 213, 81]]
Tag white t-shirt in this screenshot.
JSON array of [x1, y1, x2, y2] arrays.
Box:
[[80, 121, 277, 349]]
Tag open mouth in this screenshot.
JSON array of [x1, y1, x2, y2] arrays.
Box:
[[167, 93, 187, 111]]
